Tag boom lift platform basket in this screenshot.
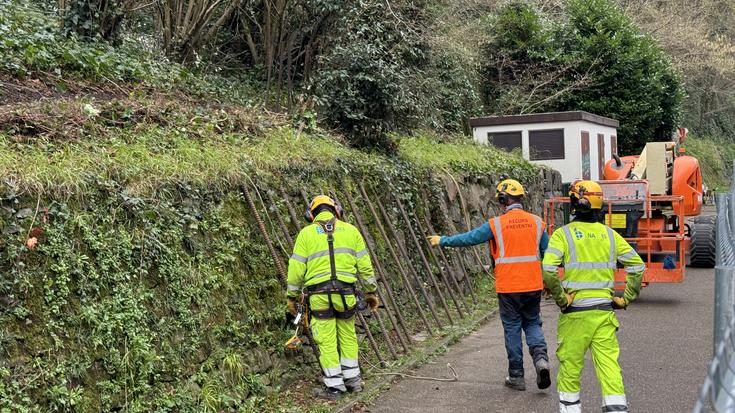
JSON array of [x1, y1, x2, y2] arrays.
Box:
[[543, 180, 687, 289]]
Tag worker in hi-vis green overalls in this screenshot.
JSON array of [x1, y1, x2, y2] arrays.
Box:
[[286, 195, 379, 400], [542, 180, 644, 413]]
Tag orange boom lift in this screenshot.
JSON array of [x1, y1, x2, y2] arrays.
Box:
[[544, 128, 714, 289]]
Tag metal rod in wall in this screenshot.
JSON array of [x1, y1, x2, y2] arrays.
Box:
[[358, 183, 436, 334]]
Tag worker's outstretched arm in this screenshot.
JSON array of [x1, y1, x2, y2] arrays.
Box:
[[287, 230, 308, 298], [541, 228, 568, 308], [355, 230, 377, 293], [440, 222, 494, 248], [614, 232, 644, 305]]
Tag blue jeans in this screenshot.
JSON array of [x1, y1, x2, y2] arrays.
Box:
[[498, 290, 548, 378]]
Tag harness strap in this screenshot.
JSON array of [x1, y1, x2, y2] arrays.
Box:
[[310, 218, 357, 320], [317, 218, 339, 283], [311, 308, 356, 320], [306, 280, 355, 294], [561, 303, 614, 314]]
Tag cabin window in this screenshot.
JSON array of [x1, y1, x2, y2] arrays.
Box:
[[529, 129, 565, 160], [487, 131, 522, 152]]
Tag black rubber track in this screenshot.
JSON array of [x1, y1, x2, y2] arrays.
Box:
[[689, 215, 716, 268]]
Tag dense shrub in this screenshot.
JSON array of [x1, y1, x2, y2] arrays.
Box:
[[419, 48, 482, 134], [312, 0, 482, 150], [59, 0, 137, 42], [0, 0, 179, 81], [311, 1, 424, 152], [686, 134, 735, 190], [480, 0, 684, 154]]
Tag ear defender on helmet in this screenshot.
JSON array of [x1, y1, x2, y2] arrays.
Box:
[[333, 203, 343, 220], [569, 189, 591, 214], [569, 180, 604, 214], [303, 208, 315, 223], [496, 179, 525, 206]]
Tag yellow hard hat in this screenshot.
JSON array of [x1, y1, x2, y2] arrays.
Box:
[[496, 179, 525, 198], [309, 195, 336, 212], [305, 195, 342, 222], [569, 180, 604, 210]]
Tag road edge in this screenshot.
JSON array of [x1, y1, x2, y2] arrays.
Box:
[[332, 307, 499, 413]]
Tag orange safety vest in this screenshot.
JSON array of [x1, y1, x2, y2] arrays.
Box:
[[488, 208, 545, 293]]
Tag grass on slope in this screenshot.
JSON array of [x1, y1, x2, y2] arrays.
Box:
[[686, 135, 735, 191], [0, 98, 537, 197]]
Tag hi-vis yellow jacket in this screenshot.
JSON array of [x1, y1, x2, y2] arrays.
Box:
[[542, 220, 644, 308], [286, 211, 377, 297]]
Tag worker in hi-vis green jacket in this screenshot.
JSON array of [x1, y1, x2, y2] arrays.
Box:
[[542, 180, 644, 413], [286, 195, 379, 400]]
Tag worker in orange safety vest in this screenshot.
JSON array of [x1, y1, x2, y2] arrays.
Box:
[[428, 179, 551, 391]]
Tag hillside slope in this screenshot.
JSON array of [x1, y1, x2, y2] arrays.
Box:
[[0, 87, 560, 411]]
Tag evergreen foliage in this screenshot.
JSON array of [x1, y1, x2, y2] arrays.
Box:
[[0, 1, 178, 81], [311, 1, 423, 151], [58, 0, 136, 42], [480, 0, 684, 154]]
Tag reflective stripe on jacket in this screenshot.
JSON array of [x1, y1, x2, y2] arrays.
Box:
[[542, 221, 644, 306], [286, 211, 377, 297], [488, 208, 545, 293]]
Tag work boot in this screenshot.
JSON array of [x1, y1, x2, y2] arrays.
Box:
[[504, 376, 526, 391], [347, 383, 363, 393], [534, 358, 551, 389], [312, 387, 344, 401]]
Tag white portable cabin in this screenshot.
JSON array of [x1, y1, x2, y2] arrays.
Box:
[[469, 111, 619, 183]]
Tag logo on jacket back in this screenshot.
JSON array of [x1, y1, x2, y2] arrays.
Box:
[[574, 228, 584, 240], [316, 226, 345, 235]]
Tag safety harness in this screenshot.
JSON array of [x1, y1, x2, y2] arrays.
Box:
[[561, 303, 614, 314], [305, 218, 360, 320]]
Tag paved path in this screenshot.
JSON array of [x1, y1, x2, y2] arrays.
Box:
[[367, 267, 713, 413]]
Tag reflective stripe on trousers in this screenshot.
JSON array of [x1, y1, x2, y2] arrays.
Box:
[[311, 294, 358, 391], [341, 357, 361, 382], [557, 311, 625, 413], [559, 391, 581, 413], [603, 394, 628, 412], [323, 366, 346, 391]]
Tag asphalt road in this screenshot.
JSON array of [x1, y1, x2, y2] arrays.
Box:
[[366, 267, 714, 413]]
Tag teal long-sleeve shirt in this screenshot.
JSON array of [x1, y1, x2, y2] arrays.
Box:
[[439, 205, 549, 257]]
